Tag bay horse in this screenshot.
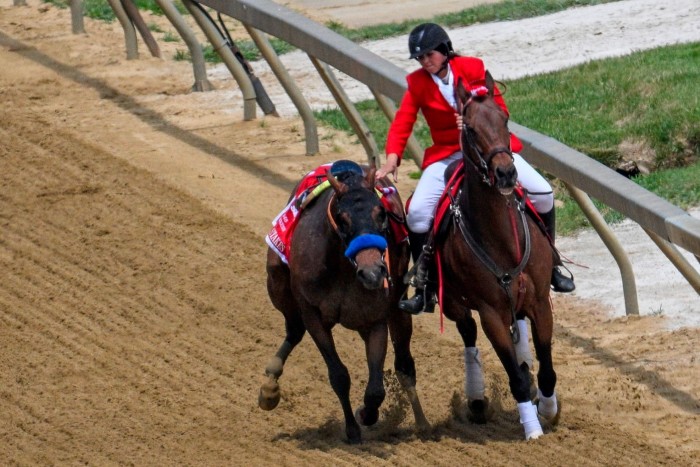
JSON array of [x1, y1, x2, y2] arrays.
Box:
[[260, 162, 429, 444], [435, 73, 560, 440]]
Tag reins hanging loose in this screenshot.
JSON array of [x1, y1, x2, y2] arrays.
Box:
[[450, 190, 531, 342]]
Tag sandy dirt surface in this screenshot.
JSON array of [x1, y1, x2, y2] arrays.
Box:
[[1, 0, 699, 465]]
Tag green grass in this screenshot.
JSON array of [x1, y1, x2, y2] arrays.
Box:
[[327, 0, 622, 42], [506, 44, 700, 170], [314, 42, 700, 235], [42, 0, 187, 21]]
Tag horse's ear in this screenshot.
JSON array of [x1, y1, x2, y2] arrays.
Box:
[[455, 77, 469, 105], [484, 70, 495, 97], [365, 166, 377, 188], [327, 169, 347, 194], [455, 77, 470, 115]]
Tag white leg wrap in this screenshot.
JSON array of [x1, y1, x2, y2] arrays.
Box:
[[518, 401, 544, 440], [514, 319, 533, 369], [464, 347, 485, 400], [537, 389, 558, 421]]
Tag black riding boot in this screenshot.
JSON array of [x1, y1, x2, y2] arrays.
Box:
[[399, 231, 436, 314], [541, 208, 575, 293]]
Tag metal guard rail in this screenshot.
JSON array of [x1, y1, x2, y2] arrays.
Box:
[[198, 0, 700, 258]]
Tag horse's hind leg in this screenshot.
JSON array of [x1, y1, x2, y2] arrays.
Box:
[[258, 308, 305, 411], [455, 312, 489, 423], [355, 322, 388, 428], [260, 258, 306, 411], [387, 311, 430, 431], [529, 301, 560, 425]]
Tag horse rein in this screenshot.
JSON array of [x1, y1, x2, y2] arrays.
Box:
[[455, 90, 529, 342]]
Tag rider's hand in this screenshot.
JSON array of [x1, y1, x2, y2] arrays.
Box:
[[376, 153, 399, 182], [456, 112, 464, 130]]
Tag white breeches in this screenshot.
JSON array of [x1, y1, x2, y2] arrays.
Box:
[[406, 152, 554, 233]]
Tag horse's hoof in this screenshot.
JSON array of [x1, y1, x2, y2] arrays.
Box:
[[416, 420, 432, 433], [345, 424, 362, 445], [467, 397, 491, 424], [537, 399, 562, 427], [258, 380, 281, 411], [525, 428, 544, 440], [354, 405, 379, 427]]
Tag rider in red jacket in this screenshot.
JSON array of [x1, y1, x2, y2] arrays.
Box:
[[386, 55, 522, 170], [377, 23, 575, 315]]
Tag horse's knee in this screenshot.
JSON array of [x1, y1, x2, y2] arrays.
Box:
[[456, 315, 478, 347], [395, 368, 416, 390], [394, 354, 417, 382]]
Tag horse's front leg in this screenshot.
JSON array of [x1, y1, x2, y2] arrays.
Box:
[[529, 300, 560, 426], [441, 294, 490, 424], [355, 321, 388, 427], [479, 306, 544, 440], [514, 315, 537, 401], [304, 315, 361, 444]]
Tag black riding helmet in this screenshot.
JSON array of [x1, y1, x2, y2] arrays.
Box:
[[408, 23, 453, 59]]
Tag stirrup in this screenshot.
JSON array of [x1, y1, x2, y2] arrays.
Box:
[[551, 266, 575, 293], [399, 291, 435, 315]]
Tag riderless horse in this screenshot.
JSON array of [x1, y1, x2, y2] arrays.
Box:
[[260, 161, 429, 444]]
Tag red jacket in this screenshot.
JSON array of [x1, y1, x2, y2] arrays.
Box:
[[386, 56, 523, 170]]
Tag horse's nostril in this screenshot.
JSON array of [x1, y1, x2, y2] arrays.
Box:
[[495, 165, 517, 185], [356, 262, 387, 289]]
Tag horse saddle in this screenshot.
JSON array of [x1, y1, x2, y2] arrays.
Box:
[[433, 160, 549, 243]]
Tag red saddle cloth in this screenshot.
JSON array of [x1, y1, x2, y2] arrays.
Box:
[[429, 160, 541, 236], [266, 164, 408, 264], [423, 160, 543, 333]]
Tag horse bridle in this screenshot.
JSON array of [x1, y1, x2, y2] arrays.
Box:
[[326, 192, 393, 289], [462, 126, 513, 185], [458, 95, 514, 186]]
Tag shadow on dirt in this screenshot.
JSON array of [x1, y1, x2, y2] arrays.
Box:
[[556, 323, 700, 414], [0, 32, 299, 194]]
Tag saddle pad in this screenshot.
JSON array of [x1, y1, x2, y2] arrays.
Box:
[[266, 163, 408, 264]]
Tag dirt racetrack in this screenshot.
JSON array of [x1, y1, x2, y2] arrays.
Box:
[[1, 1, 699, 465]]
